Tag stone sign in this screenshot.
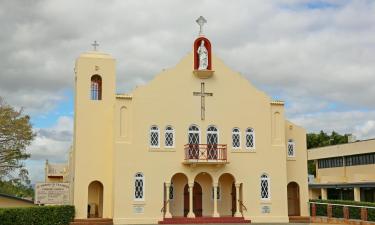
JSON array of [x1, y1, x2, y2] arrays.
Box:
[[35, 183, 70, 205]]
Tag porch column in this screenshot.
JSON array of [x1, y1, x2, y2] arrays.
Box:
[[212, 182, 220, 217], [321, 188, 327, 200], [187, 182, 195, 218], [354, 187, 361, 202], [165, 183, 172, 218], [234, 183, 241, 217]]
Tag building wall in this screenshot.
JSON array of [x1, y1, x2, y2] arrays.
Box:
[[72, 52, 115, 219], [0, 196, 34, 208], [110, 52, 305, 224]]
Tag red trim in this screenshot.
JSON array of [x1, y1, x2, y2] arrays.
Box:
[[194, 37, 212, 70], [184, 144, 227, 162]]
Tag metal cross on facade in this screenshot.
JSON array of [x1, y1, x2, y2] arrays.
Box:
[[196, 16, 207, 36], [91, 40, 99, 51], [193, 82, 213, 120]]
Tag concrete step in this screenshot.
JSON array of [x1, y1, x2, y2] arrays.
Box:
[[159, 217, 251, 224], [70, 218, 113, 225], [289, 216, 310, 223]]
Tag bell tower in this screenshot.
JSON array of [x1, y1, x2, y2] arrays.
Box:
[[72, 42, 116, 219]]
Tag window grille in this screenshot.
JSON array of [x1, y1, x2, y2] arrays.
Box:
[[134, 173, 144, 200], [246, 128, 255, 149], [207, 126, 218, 160], [260, 174, 270, 200], [165, 126, 174, 148], [150, 126, 159, 147], [211, 186, 221, 200], [232, 128, 241, 149], [287, 139, 295, 157]]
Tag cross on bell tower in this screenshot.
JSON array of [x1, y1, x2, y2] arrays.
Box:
[[91, 40, 99, 51]]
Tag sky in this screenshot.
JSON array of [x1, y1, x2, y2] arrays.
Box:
[[0, 0, 375, 184]]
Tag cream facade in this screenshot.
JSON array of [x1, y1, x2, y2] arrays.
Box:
[[70, 32, 309, 224], [308, 139, 375, 202]]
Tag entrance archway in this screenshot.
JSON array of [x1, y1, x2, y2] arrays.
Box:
[[184, 182, 203, 217], [169, 173, 188, 217], [218, 173, 236, 216], [87, 181, 103, 218], [287, 182, 300, 216]]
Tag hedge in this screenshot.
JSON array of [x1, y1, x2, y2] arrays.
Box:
[[0, 205, 75, 225], [310, 199, 375, 222]]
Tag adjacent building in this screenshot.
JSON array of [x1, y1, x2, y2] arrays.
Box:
[[308, 139, 375, 202]]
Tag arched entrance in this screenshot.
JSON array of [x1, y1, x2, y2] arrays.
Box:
[[169, 173, 188, 217], [184, 182, 203, 217], [87, 181, 103, 218], [287, 182, 300, 216], [218, 173, 237, 217]]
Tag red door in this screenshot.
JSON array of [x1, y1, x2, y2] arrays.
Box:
[[183, 182, 203, 217]]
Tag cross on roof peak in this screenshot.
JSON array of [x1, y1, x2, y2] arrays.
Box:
[[196, 16, 207, 36], [91, 40, 99, 51]]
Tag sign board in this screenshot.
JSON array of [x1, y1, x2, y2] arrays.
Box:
[[261, 205, 271, 214], [35, 183, 70, 205]]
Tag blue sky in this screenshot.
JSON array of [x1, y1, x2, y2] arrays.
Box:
[[1, 0, 374, 183]]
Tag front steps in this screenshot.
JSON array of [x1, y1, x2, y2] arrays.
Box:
[[70, 218, 113, 225], [159, 216, 251, 224], [289, 216, 310, 223]]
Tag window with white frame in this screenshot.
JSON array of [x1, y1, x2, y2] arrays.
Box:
[[287, 139, 295, 157], [150, 126, 159, 148], [211, 185, 221, 200], [134, 172, 144, 201], [165, 126, 174, 148], [260, 173, 270, 200], [246, 128, 255, 149], [232, 128, 241, 149], [169, 182, 174, 200], [188, 125, 200, 145]]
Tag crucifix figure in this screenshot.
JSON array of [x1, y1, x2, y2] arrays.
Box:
[[196, 16, 207, 36], [91, 40, 99, 51], [193, 82, 213, 120]]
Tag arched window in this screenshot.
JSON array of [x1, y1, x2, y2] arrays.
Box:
[[260, 173, 270, 200], [91, 75, 102, 100], [207, 126, 218, 160], [287, 139, 296, 157], [134, 172, 144, 201], [165, 126, 174, 148], [211, 185, 221, 200], [150, 126, 159, 148], [188, 125, 200, 145], [232, 128, 241, 149], [246, 128, 255, 149]]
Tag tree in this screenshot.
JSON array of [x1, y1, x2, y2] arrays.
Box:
[[307, 130, 350, 175], [0, 97, 35, 180]]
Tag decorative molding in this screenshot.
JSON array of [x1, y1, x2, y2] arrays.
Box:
[[193, 70, 214, 79]]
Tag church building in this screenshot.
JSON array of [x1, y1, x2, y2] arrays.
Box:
[[71, 17, 309, 224]]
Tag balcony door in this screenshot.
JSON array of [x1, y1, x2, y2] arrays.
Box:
[[188, 125, 200, 159], [207, 126, 218, 160]]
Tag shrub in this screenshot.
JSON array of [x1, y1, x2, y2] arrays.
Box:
[[0, 205, 75, 225], [348, 206, 361, 220], [332, 205, 343, 218], [316, 203, 327, 216], [368, 208, 375, 222]]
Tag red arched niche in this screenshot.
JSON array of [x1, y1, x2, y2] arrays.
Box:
[[194, 37, 212, 70]]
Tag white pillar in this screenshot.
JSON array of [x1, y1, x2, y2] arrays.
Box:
[[165, 183, 172, 218], [234, 183, 242, 217], [354, 187, 361, 202], [187, 182, 195, 218], [321, 188, 327, 200], [213, 183, 220, 217]]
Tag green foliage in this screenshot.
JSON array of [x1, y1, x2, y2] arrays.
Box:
[[306, 130, 350, 175], [368, 208, 375, 222], [0, 180, 34, 199], [332, 205, 343, 218], [0, 205, 75, 225], [0, 97, 35, 180], [315, 203, 327, 216], [348, 206, 361, 220]]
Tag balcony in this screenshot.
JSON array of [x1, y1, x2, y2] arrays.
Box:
[[183, 144, 228, 165]]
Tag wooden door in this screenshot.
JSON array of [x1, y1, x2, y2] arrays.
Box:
[[287, 182, 300, 216], [183, 182, 203, 217], [184, 184, 189, 217], [231, 182, 236, 216]]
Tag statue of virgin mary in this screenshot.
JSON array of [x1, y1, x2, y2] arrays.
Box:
[[197, 40, 208, 70]]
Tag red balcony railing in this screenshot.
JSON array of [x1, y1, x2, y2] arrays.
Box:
[[184, 144, 227, 163]]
